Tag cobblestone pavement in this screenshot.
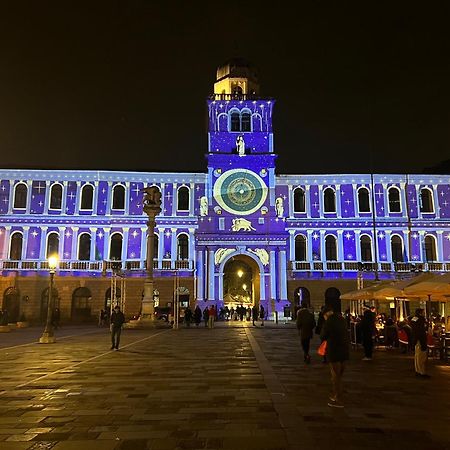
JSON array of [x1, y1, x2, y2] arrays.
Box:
[[0, 322, 448, 450]]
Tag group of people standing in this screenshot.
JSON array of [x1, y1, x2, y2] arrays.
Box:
[[182, 304, 266, 328]]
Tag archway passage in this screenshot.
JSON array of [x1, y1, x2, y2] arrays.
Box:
[[72, 287, 92, 322], [2, 287, 20, 322], [223, 255, 260, 308]]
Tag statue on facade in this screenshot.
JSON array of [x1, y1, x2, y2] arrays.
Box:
[[143, 186, 162, 213], [275, 197, 284, 218], [200, 196, 208, 216], [236, 135, 245, 156]]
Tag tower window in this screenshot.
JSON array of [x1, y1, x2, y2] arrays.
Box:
[[241, 112, 251, 132], [177, 186, 189, 211], [358, 188, 370, 213], [293, 188, 306, 213], [388, 187, 401, 213], [231, 112, 240, 131], [420, 188, 434, 213]]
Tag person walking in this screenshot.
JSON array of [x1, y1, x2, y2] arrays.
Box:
[[411, 308, 430, 378], [315, 306, 327, 362], [208, 305, 216, 328], [360, 305, 376, 360], [296, 302, 316, 363], [203, 306, 209, 327], [184, 306, 192, 327], [252, 304, 259, 326], [321, 306, 350, 408], [194, 305, 202, 327], [110, 305, 125, 351], [259, 304, 265, 326]]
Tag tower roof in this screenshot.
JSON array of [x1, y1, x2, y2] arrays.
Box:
[[216, 57, 259, 83]]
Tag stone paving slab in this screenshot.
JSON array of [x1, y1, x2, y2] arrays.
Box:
[[0, 324, 448, 449]]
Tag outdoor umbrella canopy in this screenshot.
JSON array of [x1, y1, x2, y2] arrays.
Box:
[[340, 281, 393, 301], [403, 272, 450, 300]]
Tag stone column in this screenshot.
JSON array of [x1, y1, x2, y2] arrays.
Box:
[[170, 228, 177, 269], [288, 185, 293, 217], [432, 185, 439, 215], [74, 182, 81, 214], [141, 187, 162, 321], [89, 227, 97, 260], [196, 249, 204, 301], [61, 181, 68, 214], [403, 230, 411, 261], [384, 230, 392, 263], [106, 182, 113, 215], [354, 229, 362, 262], [278, 249, 287, 301], [26, 180, 32, 213], [305, 185, 311, 216], [288, 229, 295, 262], [125, 182, 131, 215], [103, 227, 111, 260], [436, 230, 444, 262], [71, 227, 79, 260], [400, 182, 407, 216], [418, 230, 425, 262], [352, 184, 358, 217], [337, 230, 344, 261], [44, 181, 50, 214], [22, 226, 29, 260], [336, 185, 342, 218], [382, 183, 388, 215], [8, 180, 13, 214], [306, 229, 313, 263], [318, 185, 323, 217], [188, 228, 195, 269], [269, 250, 276, 301], [122, 227, 129, 264], [207, 247, 215, 301], [320, 230, 326, 261], [2, 226, 11, 259], [39, 226, 48, 260], [189, 183, 195, 215], [58, 227, 65, 258]]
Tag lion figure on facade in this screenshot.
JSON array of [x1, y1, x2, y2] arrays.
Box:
[[231, 218, 256, 232]]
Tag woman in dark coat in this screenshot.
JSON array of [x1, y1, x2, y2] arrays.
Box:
[[202, 307, 209, 327], [193, 305, 202, 327], [321, 306, 350, 408]]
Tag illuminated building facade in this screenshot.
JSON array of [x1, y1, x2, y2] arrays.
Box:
[[1, 58, 449, 322]]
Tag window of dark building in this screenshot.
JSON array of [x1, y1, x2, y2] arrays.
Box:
[[420, 188, 434, 213], [424, 235, 437, 261], [177, 234, 189, 260], [9, 232, 23, 260], [109, 233, 123, 260], [358, 188, 370, 213], [230, 112, 240, 131], [14, 184, 27, 209], [388, 187, 401, 213], [80, 185, 94, 210], [78, 233, 91, 260], [391, 235, 404, 262], [241, 112, 251, 132], [360, 235, 372, 261], [50, 184, 63, 210], [112, 185, 125, 210], [46, 233, 59, 258], [177, 186, 189, 211], [325, 235, 337, 261], [323, 188, 336, 213], [293, 188, 306, 213], [295, 235, 307, 261]]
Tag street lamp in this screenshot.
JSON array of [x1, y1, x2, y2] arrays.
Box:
[[39, 255, 58, 344]]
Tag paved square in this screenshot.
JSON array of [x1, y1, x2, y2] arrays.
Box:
[[0, 323, 449, 450]]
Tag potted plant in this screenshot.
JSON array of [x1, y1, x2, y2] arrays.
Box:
[[16, 313, 29, 328]]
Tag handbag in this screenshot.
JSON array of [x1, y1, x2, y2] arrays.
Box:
[[317, 340, 327, 356]]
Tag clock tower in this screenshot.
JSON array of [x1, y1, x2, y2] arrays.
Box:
[[195, 58, 289, 312]]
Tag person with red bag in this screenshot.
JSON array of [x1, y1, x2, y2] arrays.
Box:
[[320, 306, 350, 408]]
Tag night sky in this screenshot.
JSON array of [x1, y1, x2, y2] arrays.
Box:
[[1, 3, 449, 175]]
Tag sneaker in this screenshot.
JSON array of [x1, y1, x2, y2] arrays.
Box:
[[327, 399, 344, 408], [114, 348, 119, 351], [110, 346, 115, 350], [362, 357, 372, 361]]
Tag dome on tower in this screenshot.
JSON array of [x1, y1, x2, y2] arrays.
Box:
[[213, 57, 260, 98]]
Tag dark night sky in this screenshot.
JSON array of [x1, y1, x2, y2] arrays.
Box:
[[1, 2, 449, 175]]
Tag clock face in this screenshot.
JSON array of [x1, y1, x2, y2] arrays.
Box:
[[213, 169, 268, 215]]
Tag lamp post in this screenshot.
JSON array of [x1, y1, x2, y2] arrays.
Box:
[[141, 187, 162, 321], [39, 255, 58, 343]]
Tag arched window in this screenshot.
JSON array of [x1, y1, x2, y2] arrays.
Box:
[[388, 187, 401, 213], [177, 234, 189, 260], [420, 188, 434, 213], [391, 235, 404, 262], [424, 235, 437, 261], [293, 187, 306, 213], [112, 185, 125, 210], [230, 111, 240, 132], [46, 232, 59, 258], [49, 184, 63, 210], [323, 188, 336, 213], [360, 235, 372, 261], [13, 183, 27, 209], [325, 235, 337, 261], [241, 112, 251, 132], [357, 187, 370, 213], [72, 287, 92, 321], [78, 233, 91, 260], [9, 232, 23, 260], [295, 235, 307, 261], [177, 186, 189, 211], [109, 233, 123, 260], [80, 184, 94, 210]]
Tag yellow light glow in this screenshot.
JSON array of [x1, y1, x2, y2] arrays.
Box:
[[242, 284, 247, 290], [237, 270, 243, 278], [48, 255, 59, 269]]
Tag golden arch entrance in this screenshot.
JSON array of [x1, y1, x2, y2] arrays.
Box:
[[223, 255, 260, 308]]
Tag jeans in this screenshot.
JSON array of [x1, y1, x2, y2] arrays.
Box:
[[301, 338, 311, 359], [111, 326, 122, 348], [329, 361, 345, 401]]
